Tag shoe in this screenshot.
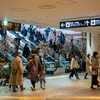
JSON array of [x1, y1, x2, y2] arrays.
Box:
[[17, 87, 20, 90], [69, 76, 71, 79], [13, 90, 17, 92], [30, 85, 34, 91], [90, 86, 95, 89], [84, 77, 88, 79], [42, 86, 45, 90], [21, 88, 25, 91], [77, 77, 80, 79], [97, 85, 100, 88], [9, 88, 12, 91]]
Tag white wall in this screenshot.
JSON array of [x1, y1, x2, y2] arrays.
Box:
[[87, 32, 100, 75]]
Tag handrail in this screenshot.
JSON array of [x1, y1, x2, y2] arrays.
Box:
[[43, 61, 57, 72]]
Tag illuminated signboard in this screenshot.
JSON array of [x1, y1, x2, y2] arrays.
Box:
[[3, 20, 8, 26], [60, 18, 100, 29], [7, 22, 21, 31]]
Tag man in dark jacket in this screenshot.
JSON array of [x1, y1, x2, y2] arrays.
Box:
[[21, 27, 27, 37], [27, 49, 41, 91]]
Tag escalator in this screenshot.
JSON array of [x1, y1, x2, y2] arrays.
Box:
[[0, 30, 67, 74]]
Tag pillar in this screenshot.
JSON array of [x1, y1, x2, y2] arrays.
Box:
[[87, 32, 100, 75]]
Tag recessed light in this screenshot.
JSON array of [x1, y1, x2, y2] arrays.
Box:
[[38, 5, 56, 9]]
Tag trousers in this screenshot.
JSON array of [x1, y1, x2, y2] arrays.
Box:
[[70, 68, 78, 78]]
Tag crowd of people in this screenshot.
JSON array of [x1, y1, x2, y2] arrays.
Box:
[[8, 49, 46, 92], [21, 25, 66, 47], [8, 50, 100, 92], [69, 51, 100, 89]]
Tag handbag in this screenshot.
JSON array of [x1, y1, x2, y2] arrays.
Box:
[[91, 69, 97, 75], [12, 69, 17, 74]]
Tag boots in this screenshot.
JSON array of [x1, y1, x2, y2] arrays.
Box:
[[12, 85, 16, 92], [20, 85, 25, 91], [84, 73, 88, 79]]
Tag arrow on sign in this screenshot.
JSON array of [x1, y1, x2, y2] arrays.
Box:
[[61, 23, 65, 27], [85, 20, 89, 26]]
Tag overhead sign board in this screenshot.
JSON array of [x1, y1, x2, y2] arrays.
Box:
[[60, 18, 100, 29]]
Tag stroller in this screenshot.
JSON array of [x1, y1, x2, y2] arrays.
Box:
[[0, 64, 9, 86]]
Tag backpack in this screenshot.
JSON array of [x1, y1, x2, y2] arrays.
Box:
[[26, 55, 35, 70], [26, 59, 34, 68]]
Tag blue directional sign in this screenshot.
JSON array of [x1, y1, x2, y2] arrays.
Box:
[[60, 18, 100, 29]]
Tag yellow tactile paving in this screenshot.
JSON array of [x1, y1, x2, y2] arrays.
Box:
[[0, 96, 100, 100], [45, 75, 69, 79]]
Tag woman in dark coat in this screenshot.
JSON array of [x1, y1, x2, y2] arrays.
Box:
[[91, 51, 100, 89], [27, 49, 41, 91], [23, 44, 30, 58]]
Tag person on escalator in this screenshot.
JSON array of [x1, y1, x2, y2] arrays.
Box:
[[21, 27, 27, 37], [14, 35, 21, 51], [23, 44, 30, 58]]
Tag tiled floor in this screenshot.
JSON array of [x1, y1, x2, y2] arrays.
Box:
[[0, 73, 100, 100]]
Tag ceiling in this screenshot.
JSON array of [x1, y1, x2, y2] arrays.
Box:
[[0, 0, 100, 33]]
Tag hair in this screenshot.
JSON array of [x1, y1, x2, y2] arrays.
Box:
[[73, 54, 77, 58], [87, 54, 90, 58], [93, 51, 98, 57], [41, 65, 44, 71], [31, 49, 36, 54], [15, 51, 20, 57], [25, 44, 28, 48]]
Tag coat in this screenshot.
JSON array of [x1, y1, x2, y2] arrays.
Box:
[[86, 58, 92, 73], [92, 57, 99, 75], [27, 54, 41, 82], [9, 56, 23, 85], [70, 58, 80, 70], [23, 47, 30, 58]]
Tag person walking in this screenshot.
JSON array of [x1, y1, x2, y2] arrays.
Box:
[[91, 52, 100, 89], [39, 66, 46, 90], [9, 51, 25, 92], [23, 44, 30, 58], [8, 63, 19, 91], [82, 51, 86, 72], [26, 49, 41, 91], [84, 54, 92, 79], [69, 55, 80, 79]]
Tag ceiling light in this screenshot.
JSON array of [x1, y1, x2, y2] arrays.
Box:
[[38, 5, 56, 9], [56, 0, 77, 5], [10, 7, 28, 12]]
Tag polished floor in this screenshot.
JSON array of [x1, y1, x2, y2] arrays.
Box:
[[0, 73, 100, 100]]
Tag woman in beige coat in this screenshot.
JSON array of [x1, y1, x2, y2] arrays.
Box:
[[69, 54, 80, 79], [9, 51, 25, 92], [84, 54, 92, 79]]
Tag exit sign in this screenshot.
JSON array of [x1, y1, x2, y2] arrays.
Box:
[[3, 20, 8, 26]]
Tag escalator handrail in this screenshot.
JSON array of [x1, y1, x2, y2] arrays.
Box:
[[43, 61, 57, 72]]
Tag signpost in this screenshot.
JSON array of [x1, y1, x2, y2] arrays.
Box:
[[60, 18, 100, 29]]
